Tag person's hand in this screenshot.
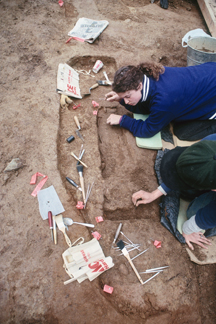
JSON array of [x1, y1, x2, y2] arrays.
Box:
[[107, 114, 122, 125], [132, 189, 163, 206], [182, 232, 212, 250], [105, 91, 120, 102]]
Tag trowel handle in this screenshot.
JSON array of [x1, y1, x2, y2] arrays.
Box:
[[79, 176, 86, 203], [126, 254, 144, 285], [64, 232, 72, 247], [74, 116, 81, 130], [90, 83, 99, 90]]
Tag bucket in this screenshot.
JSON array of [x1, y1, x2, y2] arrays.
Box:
[[187, 36, 216, 66]]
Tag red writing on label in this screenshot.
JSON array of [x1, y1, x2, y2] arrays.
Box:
[[67, 84, 78, 95], [80, 249, 88, 263], [88, 259, 109, 273]]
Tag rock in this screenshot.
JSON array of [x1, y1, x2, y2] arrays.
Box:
[[4, 158, 25, 172]]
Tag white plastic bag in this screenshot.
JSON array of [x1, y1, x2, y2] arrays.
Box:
[[182, 28, 211, 47]]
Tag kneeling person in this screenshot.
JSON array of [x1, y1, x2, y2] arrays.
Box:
[[132, 135, 216, 250]]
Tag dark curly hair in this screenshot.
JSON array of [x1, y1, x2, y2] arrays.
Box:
[[112, 61, 165, 93]]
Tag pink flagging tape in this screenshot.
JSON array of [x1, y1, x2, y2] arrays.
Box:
[[30, 172, 48, 197], [58, 0, 64, 7], [72, 36, 85, 43], [66, 37, 73, 44]]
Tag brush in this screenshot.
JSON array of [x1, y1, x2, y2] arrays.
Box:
[[117, 240, 144, 284], [77, 164, 86, 203]]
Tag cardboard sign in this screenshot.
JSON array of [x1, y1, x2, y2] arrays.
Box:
[[57, 63, 82, 99]]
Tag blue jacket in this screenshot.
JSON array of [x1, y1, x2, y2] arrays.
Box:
[[120, 62, 216, 138]]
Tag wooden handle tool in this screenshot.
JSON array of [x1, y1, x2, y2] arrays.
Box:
[[79, 175, 86, 204], [77, 165, 86, 204], [71, 152, 88, 168], [117, 240, 144, 284], [125, 254, 144, 284], [90, 83, 99, 90], [48, 211, 54, 242], [55, 214, 72, 247], [74, 116, 81, 130], [52, 215, 57, 245]]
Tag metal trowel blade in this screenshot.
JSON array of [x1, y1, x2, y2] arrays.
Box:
[[37, 185, 65, 220], [76, 130, 84, 142]]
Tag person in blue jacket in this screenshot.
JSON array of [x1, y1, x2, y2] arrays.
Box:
[[132, 134, 216, 250], [106, 61, 216, 140]]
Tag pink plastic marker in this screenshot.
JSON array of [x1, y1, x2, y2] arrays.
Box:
[[93, 110, 97, 115], [92, 231, 101, 240], [154, 240, 161, 248], [103, 285, 113, 294], [95, 216, 104, 223], [73, 103, 81, 110], [76, 201, 84, 210], [58, 0, 64, 7], [92, 100, 99, 108]]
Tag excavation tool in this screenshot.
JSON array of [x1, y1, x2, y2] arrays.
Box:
[[112, 223, 122, 247], [74, 116, 84, 142], [66, 177, 82, 191], [84, 182, 94, 208], [140, 266, 169, 274], [52, 215, 57, 245], [37, 185, 65, 220], [131, 248, 149, 261], [77, 164, 86, 203], [97, 80, 111, 86], [117, 240, 144, 284], [77, 145, 85, 166], [55, 214, 72, 247], [63, 217, 94, 228], [71, 152, 88, 168], [82, 83, 99, 97], [103, 71, 112, 85], [48, 211, 54, 242], [141, 272, 160, 285]]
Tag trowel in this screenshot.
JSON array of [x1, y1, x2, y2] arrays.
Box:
[[37, 185, 65, 220], [74, 116, 84, 142], [82, 83, 99, 97]]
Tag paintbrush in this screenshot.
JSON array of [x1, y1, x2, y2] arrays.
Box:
[[77, 164, 86, 203], [117, 240, 144, 284]]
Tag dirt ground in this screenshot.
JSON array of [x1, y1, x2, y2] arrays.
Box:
[[1, 0, 216, 323]]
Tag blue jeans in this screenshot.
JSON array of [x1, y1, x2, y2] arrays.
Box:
[[187, 191, 216, 220]]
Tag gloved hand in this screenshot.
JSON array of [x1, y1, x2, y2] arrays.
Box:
[[60, 94, 74, 109]]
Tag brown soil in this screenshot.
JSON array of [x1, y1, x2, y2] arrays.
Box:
[[1, 0, 216, 323]]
